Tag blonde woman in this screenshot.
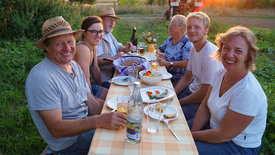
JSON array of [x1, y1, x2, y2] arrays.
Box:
[[190, 26, 267, 154], [157, 15, 193, 86]]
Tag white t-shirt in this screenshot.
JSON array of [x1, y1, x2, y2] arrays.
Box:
[[187, 41, 222, 92], [208, 68, 267, 148]]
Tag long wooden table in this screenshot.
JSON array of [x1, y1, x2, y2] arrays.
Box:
[[88, 53, 198, 155]]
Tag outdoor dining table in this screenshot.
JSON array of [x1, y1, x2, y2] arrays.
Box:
[[88, 52, 198, 155]]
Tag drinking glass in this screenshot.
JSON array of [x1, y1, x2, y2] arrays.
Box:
[[128, 68, 138, 94], [117, 97, 129, 115], [150, 60, 158, 70], [147, 103, 164, 134], [138, 42, 146, 54]]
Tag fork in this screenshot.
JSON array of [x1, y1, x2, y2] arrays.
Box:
[[163, 119, 181, 141], [163, 98, 173, 111], [162, 98, 181, 141]]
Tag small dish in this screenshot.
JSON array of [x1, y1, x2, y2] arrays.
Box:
[[111, 76, 128, 86], [158, 71, 172, 80], [144, 103, 178, 121]]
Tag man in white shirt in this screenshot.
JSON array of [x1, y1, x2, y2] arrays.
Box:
[[97, 7, 133, 88], [175, 12, 222, 120]]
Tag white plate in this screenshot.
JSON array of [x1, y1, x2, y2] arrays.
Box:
[[142, 55, 157, 61], [144, 103, 178, 121], [112, 76, 128, 86], [140, 85, 175, 103], [106, 96, 130, 110], [158, 71, 172, 80]]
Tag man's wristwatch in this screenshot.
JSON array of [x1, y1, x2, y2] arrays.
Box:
[[170, 61, 173, 67]]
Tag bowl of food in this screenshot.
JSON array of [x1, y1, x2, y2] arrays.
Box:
[[139, 70, 162, 85], [113, 57, 150, 75]]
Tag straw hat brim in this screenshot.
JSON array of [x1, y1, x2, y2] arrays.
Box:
[[35, 29, 83, 49], [100, 15, 120, 20]]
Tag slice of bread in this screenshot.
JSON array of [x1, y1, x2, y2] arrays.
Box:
[[164, 111, 176, 119]]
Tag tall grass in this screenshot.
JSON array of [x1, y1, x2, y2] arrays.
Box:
[[115, 5, 168, 15]]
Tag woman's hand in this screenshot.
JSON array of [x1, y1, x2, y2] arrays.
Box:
[[158, 58, 169, 67], [114, 52, 124, 59], [156, 49, 166, 59]]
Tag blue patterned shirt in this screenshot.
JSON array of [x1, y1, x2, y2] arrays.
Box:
[[158, 35, 193, 80]]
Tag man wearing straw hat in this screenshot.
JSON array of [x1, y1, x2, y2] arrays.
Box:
[[25, 16, 127, 154], [97, 7, 133, 88]]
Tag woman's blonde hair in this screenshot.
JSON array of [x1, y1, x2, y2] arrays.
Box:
[[187, 11, 210, 30], [171, 15, 187, 33], [214, 26, 258, 71]]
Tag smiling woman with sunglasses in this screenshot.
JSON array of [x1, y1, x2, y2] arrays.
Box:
[[74, 16, 108, 105]]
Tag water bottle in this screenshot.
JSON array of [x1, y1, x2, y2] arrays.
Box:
[[125, 81, 143, 143]]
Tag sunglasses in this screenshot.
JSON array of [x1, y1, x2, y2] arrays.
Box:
[[86, 30, 104, 36]]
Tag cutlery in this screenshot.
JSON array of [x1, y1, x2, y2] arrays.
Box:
[[162, 98, 180, 141], [111, 108, 116, 112], [163, 119, 181, 141]]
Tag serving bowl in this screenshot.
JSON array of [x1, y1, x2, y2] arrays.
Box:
[[139, 70, 162, 85]]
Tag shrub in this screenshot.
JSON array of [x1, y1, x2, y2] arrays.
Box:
[[0, 0, 83, 40], [0, 38, 46, 154]]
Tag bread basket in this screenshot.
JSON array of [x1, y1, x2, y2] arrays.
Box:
[[113, 57, 150, 75]]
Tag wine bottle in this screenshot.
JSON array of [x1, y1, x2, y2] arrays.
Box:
[[130, 26, 137, 52]]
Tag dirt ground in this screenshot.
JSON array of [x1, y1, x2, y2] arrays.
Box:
[[211, 16, 275, 30]]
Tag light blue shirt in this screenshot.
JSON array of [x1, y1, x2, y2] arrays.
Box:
[[158, 35, 193, 79], [97, 32, 122, 56], [25, 58, 91, 151]]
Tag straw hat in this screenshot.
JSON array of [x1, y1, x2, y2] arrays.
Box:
[[35, 16, 83, 49], [99, 7, 120, 19]]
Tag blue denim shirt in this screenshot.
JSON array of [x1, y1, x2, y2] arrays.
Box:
[[158, 35, 193, 80]]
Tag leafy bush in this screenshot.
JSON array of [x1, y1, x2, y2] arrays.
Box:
[[254, 54, 275, 154], [0, 0, 83, 40], [0, 38, 46, 154]]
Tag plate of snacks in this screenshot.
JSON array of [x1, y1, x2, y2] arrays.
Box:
[[140, 85, 175, 103], [144, 103, 178, 121]]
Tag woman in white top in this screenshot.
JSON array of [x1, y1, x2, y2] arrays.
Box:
[[190, 26, 267, 155]]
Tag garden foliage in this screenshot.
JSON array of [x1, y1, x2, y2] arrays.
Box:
[[0, 0, 274, 154]]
